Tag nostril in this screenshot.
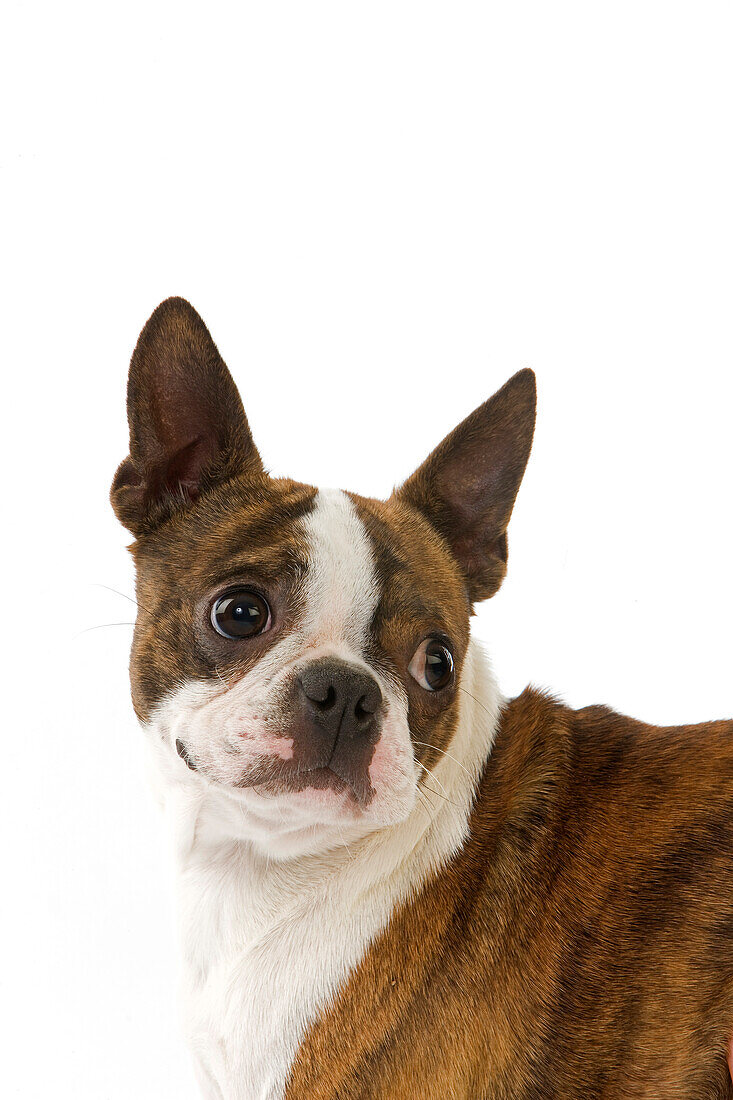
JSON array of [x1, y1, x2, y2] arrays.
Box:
[[312, 685, 337, 712], [299, 673, 339, 711], [354, 695, 375, 722]]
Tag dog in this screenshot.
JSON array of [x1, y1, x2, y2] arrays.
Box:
[[111, 297, 733, 1099]]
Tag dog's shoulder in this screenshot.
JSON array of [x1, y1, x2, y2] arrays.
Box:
[[491, 684, 733, 798], [472, 685, 733, 891]]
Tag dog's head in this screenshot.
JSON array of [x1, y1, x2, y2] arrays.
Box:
[[111, 299, 535, 856]]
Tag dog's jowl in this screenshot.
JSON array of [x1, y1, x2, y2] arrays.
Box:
[[112, 297, 733, 1100]]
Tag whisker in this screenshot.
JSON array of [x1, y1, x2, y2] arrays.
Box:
[[73, 621, 135, 640], [336, 823, 355, 862], [251, 788, 273, 800], [273, 783, 287, 824], [415, 761, 460, 807], [457, 685, 498, 725], [416, 760, 452, 799], [420, 781, 456, 807], [91, 583, 156, 619], [415, 775, 438, 810], [412, 740, 473, 780], [214, 667, 231, 690], [415, 786, 437, 820]]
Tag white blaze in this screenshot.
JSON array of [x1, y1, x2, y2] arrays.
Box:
[[299, 487, 380, 655]]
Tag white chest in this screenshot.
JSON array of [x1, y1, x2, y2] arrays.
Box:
[[175, 834, 391, 1100]]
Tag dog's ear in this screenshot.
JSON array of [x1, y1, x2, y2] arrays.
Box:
[[111, 297, 263, 537], [395, 369, 536, 603]]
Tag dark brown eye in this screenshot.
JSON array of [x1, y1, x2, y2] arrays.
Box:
[[408, 638, 454, 691], [211, 590, 271, 639], [424, 642, 454, 689]]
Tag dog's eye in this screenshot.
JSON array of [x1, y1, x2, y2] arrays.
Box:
[[211, 590, 271, 639], [408, 638, 454, 691]]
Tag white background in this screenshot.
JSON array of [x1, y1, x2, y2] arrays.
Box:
[[2, 2, 732, 1097]]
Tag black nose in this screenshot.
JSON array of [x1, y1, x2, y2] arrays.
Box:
[[298, 659, 382, 743]]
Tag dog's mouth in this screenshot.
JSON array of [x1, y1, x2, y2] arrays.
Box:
[[174, 737, 373, 806], [176, 738, 198, 771], [243, 764, 354, 799]]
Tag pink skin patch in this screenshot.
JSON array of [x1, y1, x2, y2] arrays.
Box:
[[368, 735, 394, 786], [368, 717, 414, 787], [728, 1032, 733, 1082], [269, 737, 294, 760]]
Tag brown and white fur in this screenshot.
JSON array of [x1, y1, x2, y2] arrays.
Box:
[[112, 298, 733, 1100]]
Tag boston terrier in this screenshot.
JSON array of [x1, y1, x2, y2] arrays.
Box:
[[111, 297, 733, 1099]]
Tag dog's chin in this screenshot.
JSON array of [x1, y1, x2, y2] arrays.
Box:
[[210, 767, 386, 858], [239, 765, 359, 802], [168, 726, 420, 849]]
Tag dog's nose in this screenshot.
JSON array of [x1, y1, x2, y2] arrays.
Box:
[[298, 659, 382, 742]]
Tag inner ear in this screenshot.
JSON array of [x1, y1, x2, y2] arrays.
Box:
[[111, 297, 264, 537], [163, 435, 214, 502], [395, 369, 536, 603]]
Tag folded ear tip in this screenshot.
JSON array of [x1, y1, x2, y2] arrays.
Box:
[[110, 456, 145, 535]]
